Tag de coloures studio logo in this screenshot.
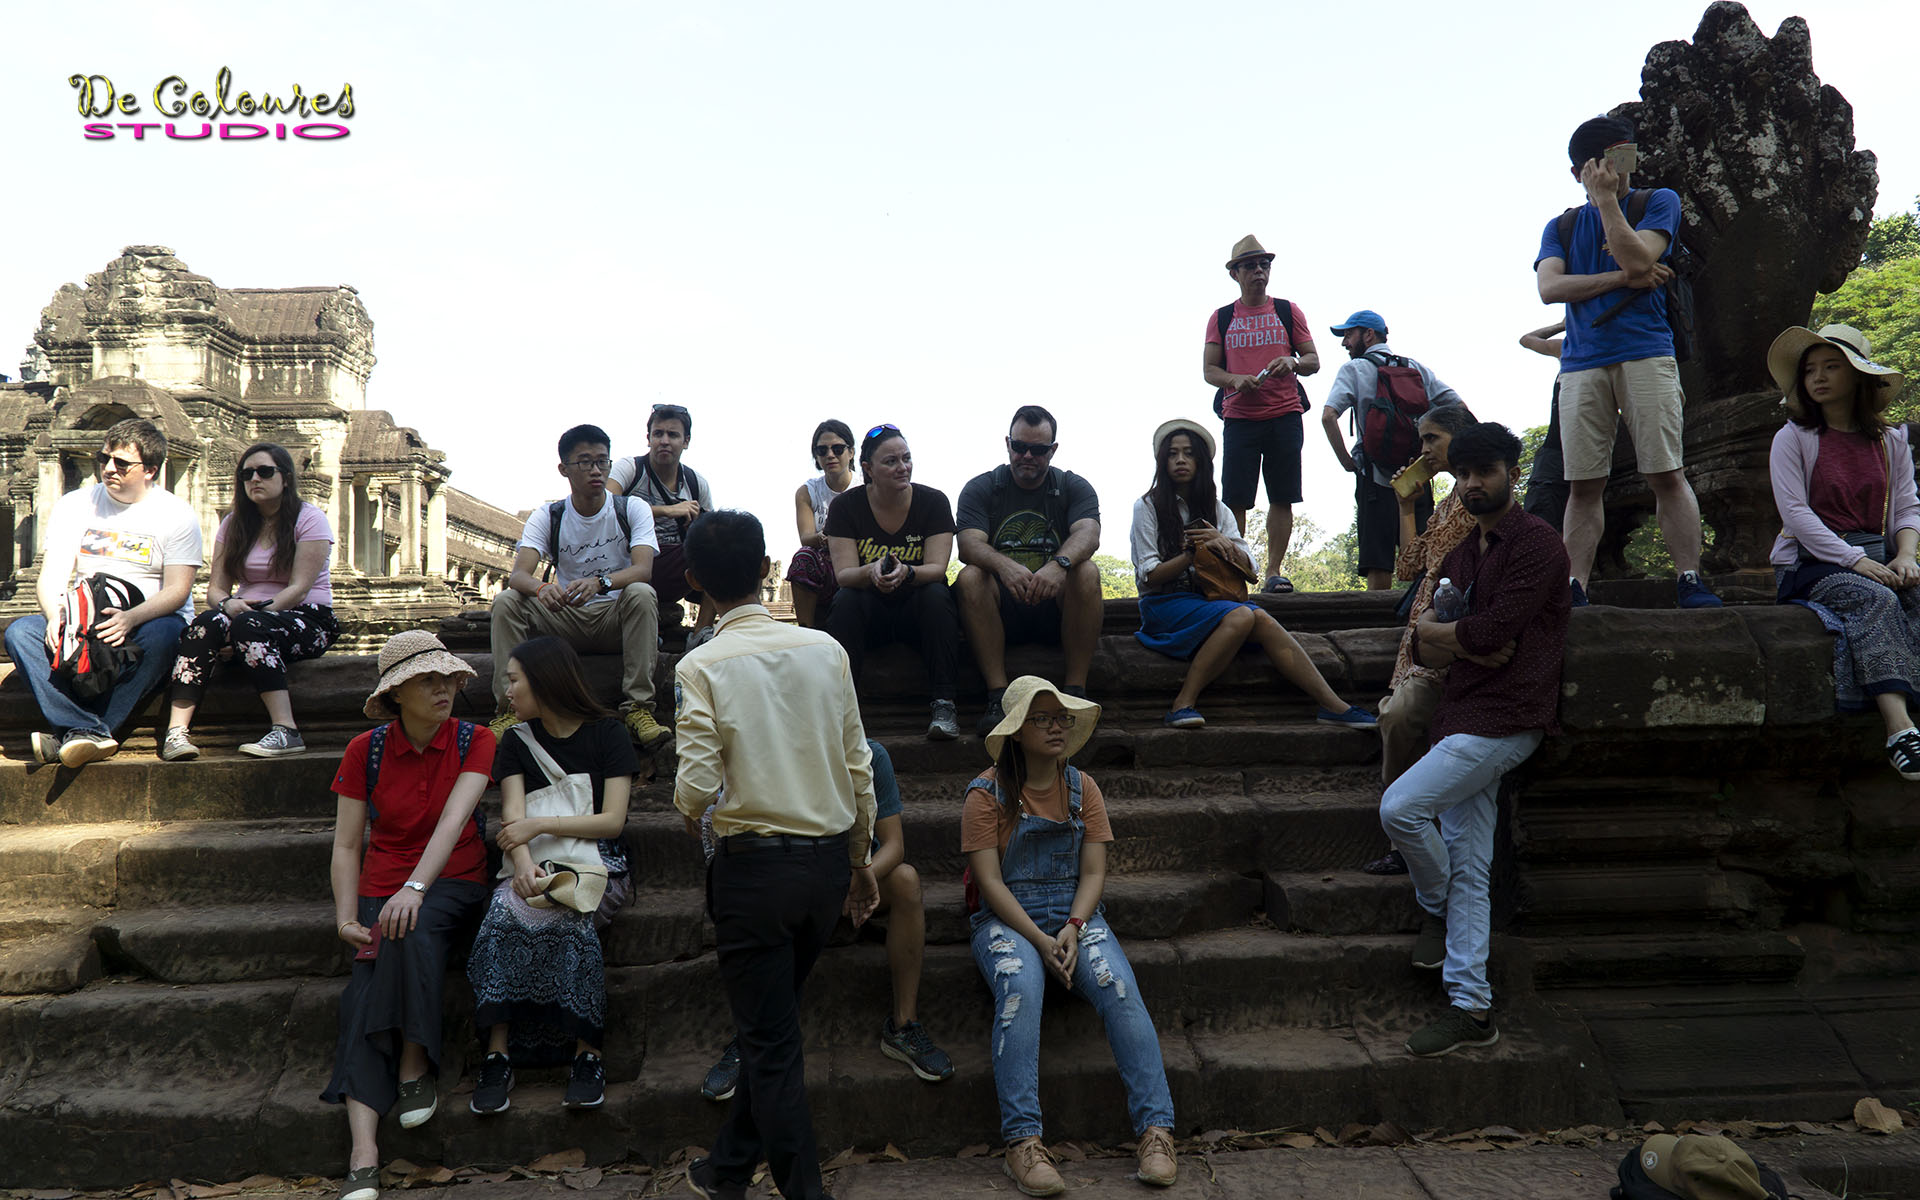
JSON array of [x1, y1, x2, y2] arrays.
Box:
[[71, 67, 353, 141]]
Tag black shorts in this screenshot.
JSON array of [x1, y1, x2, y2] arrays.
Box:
[[992, 575, 1064, 646], [1355, 472, 1431, 574], [1221, 413, 1304, 510]]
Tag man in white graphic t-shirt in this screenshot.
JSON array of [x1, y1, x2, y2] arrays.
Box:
[[4, 418, 203, 767], [489, 423, 668, 748]]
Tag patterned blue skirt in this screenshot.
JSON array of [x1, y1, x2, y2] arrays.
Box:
[[467, 880, 607, 1065]]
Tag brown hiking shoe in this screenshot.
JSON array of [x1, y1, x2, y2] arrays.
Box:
[[1004, 1137, 1065, 1197], [625, 706, 672, 749], [1136, 1126, 1176, 1187]]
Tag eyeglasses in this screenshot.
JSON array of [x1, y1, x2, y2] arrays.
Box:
[[1024, 712, 1077, 730], [1008, 438, 1057, 458], [813, 442, 850, 458], [865, 423, 902, 441], [239, 465, 281, 481], [96, 452, 144, 474], [567, 456, 612, 471]]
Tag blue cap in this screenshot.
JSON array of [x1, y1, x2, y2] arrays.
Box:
[[1330, 310, 1388, 335]]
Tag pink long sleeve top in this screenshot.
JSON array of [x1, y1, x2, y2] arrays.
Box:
[[1769, 421, 1920, 569]]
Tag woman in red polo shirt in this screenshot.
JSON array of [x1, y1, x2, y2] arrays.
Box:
[[322, 631, 496, 1200]]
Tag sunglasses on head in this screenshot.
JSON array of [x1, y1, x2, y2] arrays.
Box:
[[240, 464, 282, 481], [653, 403, 690, 416], [865, 423, 902, 441], [96, 452, 144, 474], [1008, 438, 1057, 458], [813, 442, 850, 458]]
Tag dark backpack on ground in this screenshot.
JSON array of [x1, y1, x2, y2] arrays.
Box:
[[1349, 350, 1432, 474], [1211, 298, 1312, 418], [363, 718, 487, 846], [1555, 189, 1699, 362], [542, 497, 632, 583], [1610, 1142, 1791, 1199], [48, 573, 146, 702]]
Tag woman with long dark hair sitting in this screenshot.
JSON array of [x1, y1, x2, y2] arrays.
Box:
[[163, 442, 337, 759], [787, 419, 856, 628], [1767, 323, 1920, 779], [1128, 418, 1373, 730]]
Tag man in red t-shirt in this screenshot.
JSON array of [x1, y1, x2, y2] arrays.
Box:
[[1202, 235, 1320, 593]]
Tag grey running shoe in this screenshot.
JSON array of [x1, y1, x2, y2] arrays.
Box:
[[239, 725, 305, 758], [927, 699, 960, 741], [880, 1017, 954, 1082]]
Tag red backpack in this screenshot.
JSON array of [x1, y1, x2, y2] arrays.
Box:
[[1352, 351, 1432, 473], [48, 573, 146, 701]]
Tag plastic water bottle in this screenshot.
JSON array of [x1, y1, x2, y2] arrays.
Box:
[[1432, 577, 1465, 622]]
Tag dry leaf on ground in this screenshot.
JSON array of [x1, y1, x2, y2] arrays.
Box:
[[1052, 1144, 1086, 1163], [559, 1169, 602, 1191], [878, 1145, 908, 1163], [1855, 1097, 1904, 1135], [1274, 1134, 1317, 1150], [956, 1145, 989, 1159]]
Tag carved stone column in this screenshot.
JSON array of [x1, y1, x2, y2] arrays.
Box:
[[426, 483, 448, 577]]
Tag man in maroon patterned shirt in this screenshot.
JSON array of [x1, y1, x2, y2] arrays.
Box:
[[1381, 422, 1570, 1058]]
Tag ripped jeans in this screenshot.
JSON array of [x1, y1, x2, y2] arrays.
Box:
[[968, 880, 1175, 1142]]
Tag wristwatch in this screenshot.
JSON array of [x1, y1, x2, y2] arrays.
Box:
[[1052, 554, 1072, 571], [1065, 916, 1086, 932], [402, 880, 426, 894], [597, 572, 614, 595]]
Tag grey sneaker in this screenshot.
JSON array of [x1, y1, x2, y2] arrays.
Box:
[[1411, 911, 1447, 970], [239, 725, 305, 758], [1405, 1007, 1499, 1057], [880, 1017, 954, 1082], [395, 1075, 437, 1128], [58, 729, 119, 769], [160, 727, 201, 762], [339, 1166, 380, 1200], [927, 699, 960, 741]]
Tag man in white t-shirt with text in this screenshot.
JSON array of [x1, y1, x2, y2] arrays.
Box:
[[4, 418, 203, 767], [490, 423, 669, 748]]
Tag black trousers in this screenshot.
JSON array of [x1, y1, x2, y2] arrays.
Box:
[[824, 579, 959, 698], [1523, 378, 1569, 532], [706, 835, 851, 1200]]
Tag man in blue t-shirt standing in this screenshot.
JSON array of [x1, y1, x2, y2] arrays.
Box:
[[1534, 115, 1720, 609]]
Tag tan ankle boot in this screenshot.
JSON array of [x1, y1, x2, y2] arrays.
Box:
[[1004, 1136, 1066, 1196], [1136, 1126, 1177, 1187]]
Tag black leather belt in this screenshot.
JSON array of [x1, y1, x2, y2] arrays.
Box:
[[718, 831, 849, 855]]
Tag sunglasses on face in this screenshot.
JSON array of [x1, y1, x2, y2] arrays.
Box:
[[239, 465, 282, 481], [96, 452, 144, 474], [814, 442, 850, 458], [1009, 438, 1057, 458], [1024, 712, 1077, 730]]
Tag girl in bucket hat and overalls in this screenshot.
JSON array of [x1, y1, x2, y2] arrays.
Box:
[[1767, 323, 1920, 780], [962, 675, 1177, 1196], [322, 631, 495, 1200]]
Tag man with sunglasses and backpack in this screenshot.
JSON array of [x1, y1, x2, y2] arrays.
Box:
[[5, 418, 202, 767], [611, 403, 719, 643]]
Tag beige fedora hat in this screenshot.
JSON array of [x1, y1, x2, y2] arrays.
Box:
[[1225, 234, 1275, 269], [363, 629, 477, 719], [1151, 417, 1217, 459], [984, 675, 1102, 761], [1767, 323, 1906, 419]]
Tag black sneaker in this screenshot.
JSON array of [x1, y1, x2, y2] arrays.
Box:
[[469, 1052, 513, 1115], [976, 692, 1007, 738], [686, 1157, 747, 1200], [879, 1017, 954, 1083], [1411, 911, 1447, 970], [562, 1051, 605, 1108], [1891, 729, 1920, 781], [1362, 847, 1408, 875], [700, 1038, 740, 1102], [1569, 578, 1590, 608]]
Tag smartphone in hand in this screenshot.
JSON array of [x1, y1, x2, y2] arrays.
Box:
[[880, 553, 900, 575], [354, 924, 382, 962]]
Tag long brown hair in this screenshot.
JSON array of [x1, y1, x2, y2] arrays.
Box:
[[1790, 347, 1887, 440], [222, 443, 304, 584], [510, 637, 613, 723]]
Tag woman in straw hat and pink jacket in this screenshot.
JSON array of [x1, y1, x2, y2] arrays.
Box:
[[1767, 323, 1920, 780], [963, 675, 1177, 1196], [322, 631, 496, 1200]]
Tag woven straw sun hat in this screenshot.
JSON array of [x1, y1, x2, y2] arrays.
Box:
[[363, 629, 477, 719], [1152, 417, 1217, 459], [984, 675, 1102, 760], [1767, 323, 1906, 419]]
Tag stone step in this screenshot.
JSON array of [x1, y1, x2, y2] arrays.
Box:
[[0, 909, 102, 995], [1263, 871, 1424, 936], [1526, 930, 1808, 989], [0, 755, 341, 826], [1518, 860, 1779, 927]]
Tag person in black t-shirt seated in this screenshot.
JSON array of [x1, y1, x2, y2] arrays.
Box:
[[955, 405, 1103, 737], [825, 424, 963, 740]]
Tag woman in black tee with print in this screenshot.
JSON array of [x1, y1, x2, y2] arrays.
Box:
[[826, 424, 962, 739]]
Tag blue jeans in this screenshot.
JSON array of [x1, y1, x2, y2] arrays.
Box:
[[969, 881, 1175, 1142], [1379, 729, 1543, 1012], [3, 612, 185, 738]]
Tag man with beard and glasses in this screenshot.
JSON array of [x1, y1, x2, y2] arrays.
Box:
[[1379, 422, 1570, 1059]]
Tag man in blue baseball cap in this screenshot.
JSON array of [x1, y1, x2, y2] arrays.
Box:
[[1320, 310, 1462, 589]]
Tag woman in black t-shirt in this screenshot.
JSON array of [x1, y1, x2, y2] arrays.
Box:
[[824, 423, 962, 739], [465, 637, 637, 1115]]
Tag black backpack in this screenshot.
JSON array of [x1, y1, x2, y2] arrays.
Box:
[[1555, 189, 1698, 362], [542, 497, 632, 583], [48, 573, 146, 702], [1211, 298, 1312, 418], [618, 458, 704, 541], [1348, 350, 1433, 474], [1610, 1143, 1792, 1199]]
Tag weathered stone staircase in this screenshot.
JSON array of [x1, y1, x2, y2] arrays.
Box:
[[4, 595, 1919, 1188]]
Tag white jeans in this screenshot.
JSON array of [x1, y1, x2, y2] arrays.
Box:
[[1380, 729, 1544, 1011]]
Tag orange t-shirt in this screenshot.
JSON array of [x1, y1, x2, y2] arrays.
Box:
[[961, 766, 1113, 856]]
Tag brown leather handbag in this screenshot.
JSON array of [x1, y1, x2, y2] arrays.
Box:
[[1189, 527, 1258, 602]]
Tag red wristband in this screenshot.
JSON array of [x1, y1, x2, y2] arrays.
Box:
[[1065, 917, 1086, 931]]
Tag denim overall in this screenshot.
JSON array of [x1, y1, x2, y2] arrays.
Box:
[[966, 767, 1175, 1142]]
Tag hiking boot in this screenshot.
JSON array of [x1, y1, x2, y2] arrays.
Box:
[[1675, 571, 1723, 609], [976, 692, 1007, 738], [488, 710, 522, 739], [562, 1051, 605, 1108], [1569, 578, 1590, 608], [1362, 847, 1408, 875], [1411, 911, 1447, 970], [339, 1166, 380, 1200], [685, 1158, 746, 1200], [239, 725, 305, 758], [700, 1038, 740, 1102], [927, 699, 959, 741], [469, 1052, 513, 1115], [395, 1076, 437, 1129], [1003, 1137, 1065, 1197], [625, 706, 672, 750], [1135, 1126, 1177, 1187], [880, 1017, 954, 1082], [160, 727, 201, 762], [58, 730, 118, 769], [1405, 1007, 1499, 1057], [1890, 729, 1920, 781], [1163, 707, 1205, 729], [1316, 705, 1378, 730]]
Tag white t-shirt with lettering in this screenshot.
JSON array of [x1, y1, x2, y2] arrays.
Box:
[[516, 495, 659, 605], [45, 483, 205, 621]]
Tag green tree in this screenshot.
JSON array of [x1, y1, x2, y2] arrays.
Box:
[[1093, 553, 1138, 599], [1862, 195, 1920, 267], [1812, 197, 1920, 421], [1271, 514, 1366, 593]]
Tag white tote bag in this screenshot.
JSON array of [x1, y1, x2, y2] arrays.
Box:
[[499, 725, 607, 912]]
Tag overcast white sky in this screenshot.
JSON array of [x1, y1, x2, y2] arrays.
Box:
[[5, 0, 1912, 561]]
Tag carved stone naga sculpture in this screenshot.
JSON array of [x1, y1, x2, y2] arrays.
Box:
[[1595, 1, 1877, 577]]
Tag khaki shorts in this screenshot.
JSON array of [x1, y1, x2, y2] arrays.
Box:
[[1557, 356, 1685, 481]]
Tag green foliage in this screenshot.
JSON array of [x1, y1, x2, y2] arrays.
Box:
[[1812, 198, 1920, 423], [1270, 514, 1366, 593], [1093, 553, 1138, 599], [1519, 424, 1549, 482], [1861, 195, 1920, 268], [1623, 516, 1715, 578]]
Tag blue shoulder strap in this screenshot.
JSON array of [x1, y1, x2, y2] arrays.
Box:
[[966, 774, 1001, 806], [1065, 765, 1082, 817], [364, 724, 388, 822]]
